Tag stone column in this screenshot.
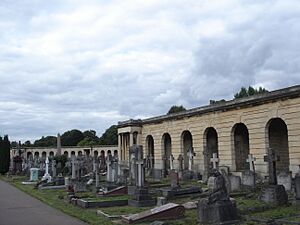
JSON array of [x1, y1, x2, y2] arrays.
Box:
[[129, 132, 134, 147], [118, 134, 122, 160], [136, 133, 140, 145]]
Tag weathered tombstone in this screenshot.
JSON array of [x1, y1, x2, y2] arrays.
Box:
[[71, 157, 76, 179], [30, 168, 39, 181], [42, 157, 52, 183], [210, 153, 219, 170], [169, 154, 174, 170], [277, 171, 292, 191], [152, 168, 163, 181], [187, 147, 195, 171], [94, 159, 100, 188], [122, 203, 185, 224], [177, 154, 184, 179], [229, 175, 241, 192], [13, 156, 23, 174], [170, 170, 179, 189], [242, 170, 255, 188], [106, 152, 113, 183], [246, 154, 256, 172], [198, 169, 238, 224], [157, 197, 167, 206], [111, 152, 119, 183], [260, 148, 288, 205], [128, 145, 155, 207]]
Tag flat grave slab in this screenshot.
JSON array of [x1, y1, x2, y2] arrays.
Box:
[[98, 186, 127, 196], [162, 186, 202, 198], [122, 203, 185, 224], [77, 197, 128, 208]]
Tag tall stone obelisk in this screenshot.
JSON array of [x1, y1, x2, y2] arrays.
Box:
[[56, 133, 61, 156]]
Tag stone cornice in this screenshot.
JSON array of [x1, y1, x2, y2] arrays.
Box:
[[118, 84, 300, 126]]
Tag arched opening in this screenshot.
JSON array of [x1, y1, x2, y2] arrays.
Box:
[[204, 127, 218, 172], [27, 152, 33, 160], [34, 152, 39, 159], [71, 151, 76, 158], [107, 150, 111, 156], [100, 150, 105, 157], [93, 150, 98, 158], [64, 151, 69, 157], [146, 135, 155, 168], [78, 151, 82, 156], [49, 151, 54, 158], [181, 130, 193, 170], [232, 123, 250, 171], [133, 132, 138, 145], [41, 151, 47, 160], [267, 118, 289, 172], [113, 150, 118, 158], [162, 133, 172, 172]]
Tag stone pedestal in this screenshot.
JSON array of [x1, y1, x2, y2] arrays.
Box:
[[198, 199, 238, 224], [260, 185, 288, 206], [128, 188, 156, 207], [30, 168, 39, 181]]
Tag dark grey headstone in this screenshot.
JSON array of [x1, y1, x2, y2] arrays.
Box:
[[152, 169, 163, 180], [294, 173, 300, 203], [242, 170, 255, 188], [198, 199, 238, 224], [259, 185, 288, 206]]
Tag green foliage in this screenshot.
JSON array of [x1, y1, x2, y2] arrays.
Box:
[[0, 135, 11, 174], [99, 125, 118, 145], [77, 130, 100, 146], [61, 129, 84, 146], [53, 154, 68, 168], [167, 105, 186, 115], [34, 136, 56, 147], [234, 86, 268, 99], [210, 99, 226, 105], [23, 140, 32, 147]]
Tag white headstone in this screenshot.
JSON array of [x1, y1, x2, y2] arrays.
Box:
[[246, 154, 256, 172], [210, 153, 219, 169], [169, 154, 174, 170]]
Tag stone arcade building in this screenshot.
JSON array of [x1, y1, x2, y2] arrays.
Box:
[[118, 85, 300, 178]]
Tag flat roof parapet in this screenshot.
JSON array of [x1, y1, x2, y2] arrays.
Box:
[[118, 84, 300, 127]]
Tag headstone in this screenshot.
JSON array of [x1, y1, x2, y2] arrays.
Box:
[[264, 148, 280, 185], [177, 154, 184, 179], [169, 154, 174, 170], [210, 153, 219, 169], [246, 154, 256, 172], [277, 171, 292, 191], [187, 147, 195, 171], [229, 175, 241, 192], [106, 153, 113, 183], [242, 170, 255, 188], [198, 169, 238, 224], [71, 158, 76, 179], [169, 170, 179, 189], [152, 169, 163, 181], [122, 203, 185, 224], [30, 168, 39, 181], [111, 152, 119, 183], [42, 157, 52, 183], [157, 197, 167, 206], [128, 145, 155, 207]]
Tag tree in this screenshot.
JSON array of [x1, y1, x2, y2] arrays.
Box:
[[234, 86, 268, 99], [167, 105, 186, 115], [34, 136, 57, 147], [0, 135, 11, 174], [23, 140, 32, 147], [61, 129, 84, 146], [99, 125, 118, 145]]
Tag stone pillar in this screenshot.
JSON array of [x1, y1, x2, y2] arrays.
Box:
[[118, 134, 122, 160], [130, 132, 134, 147], [136, 133, 140, 145]]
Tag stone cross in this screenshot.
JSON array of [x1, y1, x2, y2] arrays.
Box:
[[264, 148, 280, 185], [177, 154, 184, 171], [210, 153, 219, 169], [246, 154, 256, 172], [135, 148, 144, 188], [188, 147, 194, 171], [169, 154, 174, 170], [42, 157, 52, 182]]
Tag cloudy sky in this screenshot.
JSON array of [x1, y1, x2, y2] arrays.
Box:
[[1, 0, 300, 142]]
